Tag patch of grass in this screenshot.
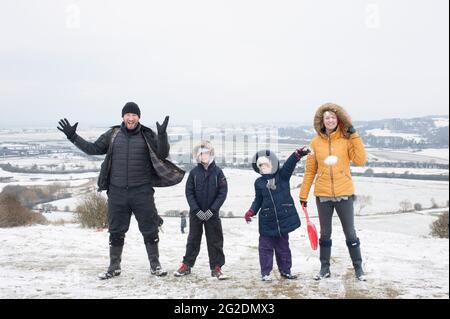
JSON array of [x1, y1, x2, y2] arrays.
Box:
[[75, 193, 107, 229], [343, 270, 402, 299]]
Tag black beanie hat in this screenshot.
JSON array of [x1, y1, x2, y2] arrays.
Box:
[[122, 102, 141, 118]]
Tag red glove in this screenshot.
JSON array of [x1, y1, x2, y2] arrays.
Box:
[[245, 209, 256, 223]]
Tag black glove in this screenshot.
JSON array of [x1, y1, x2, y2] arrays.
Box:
[[347, 126, 356, 135], [300, 200, 308, 208], [295, 146, 312, 159], [156, 116, 169, 134], [57, 118, 78, 140]]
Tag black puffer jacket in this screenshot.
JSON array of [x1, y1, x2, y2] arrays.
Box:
[[109, 123, 154, 188], [185, 161, 228, 214], [69, 123, 185, 191], [250, 151, 301, 237]]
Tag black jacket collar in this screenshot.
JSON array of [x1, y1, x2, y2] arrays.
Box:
[[197, 161, 216, 171]]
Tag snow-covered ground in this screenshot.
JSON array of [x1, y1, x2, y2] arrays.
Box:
[[412, 148, 449, 161], [366, 129, 426, 143], [0, 167, 97, 193], [0, 154, 100, 168], [366, 148, 449, 165], [350, 166, 448, 176], [433, 117, 449, 128], [41, 211, 78, 223], [0, 212, 447, 299]]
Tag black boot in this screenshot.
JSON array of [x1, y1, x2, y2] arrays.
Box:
[[145, 241, 167, 277], [347, 238, 365, 281], [314, 239, 332, 280], [98, 245, 123, 280]]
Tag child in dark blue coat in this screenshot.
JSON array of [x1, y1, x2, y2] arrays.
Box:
[[174, 141, 228, 280], [245, 147, 311, 281]]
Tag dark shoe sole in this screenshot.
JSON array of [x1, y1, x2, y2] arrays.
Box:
[[151, 270, 168, 277], [313, 272, 331, 281], [98, 270, 121, 280], [174, 270, 191, 277], [280, 273, 298, 280], [356, 274, 367, 281], [211, 272, 229, 280]]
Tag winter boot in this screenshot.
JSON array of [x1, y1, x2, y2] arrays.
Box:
[[145, 241, 167, 277], [280, 272, 298, 280], [98, 245, 123, 280], [211, 265, 228, 280], [173, 263, 191, 277], [347, 238, 366, 281], [314, 239, 332, 281], [174, 263, 192, 277]]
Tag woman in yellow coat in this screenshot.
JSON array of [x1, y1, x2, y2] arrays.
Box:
[[299, 103, 367, 281]]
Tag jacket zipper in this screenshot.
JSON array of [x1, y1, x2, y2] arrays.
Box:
[[205, 169, 209, 213], [267, 187, 282, 236], [328, 136, 336, 198], [126, 134, 130, 189]]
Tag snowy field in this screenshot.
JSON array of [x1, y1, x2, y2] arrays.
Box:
[[0, 212, 448, 299], [0, 128, 106, 143], [366, 148, 449, 165], [350, 166, 449, 176], [0, 166, 97, 194], [366, 129, 426, 143]]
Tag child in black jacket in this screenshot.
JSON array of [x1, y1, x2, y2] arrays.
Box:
[[174, 141, 228, 280]]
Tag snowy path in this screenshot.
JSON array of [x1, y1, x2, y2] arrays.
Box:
[[0, 213, 448, 299]]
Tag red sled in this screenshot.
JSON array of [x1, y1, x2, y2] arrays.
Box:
[[301, 204, 318, 251]]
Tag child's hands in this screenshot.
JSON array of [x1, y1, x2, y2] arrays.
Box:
[[196, 210, 213, 221], [245, 209, 256, 224]]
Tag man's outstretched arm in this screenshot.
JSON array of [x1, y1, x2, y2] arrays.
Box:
[[58, 118, 109, 155]]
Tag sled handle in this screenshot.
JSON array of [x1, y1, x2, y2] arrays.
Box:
[[301, 203, 311, 223]]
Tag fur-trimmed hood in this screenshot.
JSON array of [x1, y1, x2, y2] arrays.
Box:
[[193, 140, 215, 164], [251, 150, 280, 176], [314, 103, 353, 138]]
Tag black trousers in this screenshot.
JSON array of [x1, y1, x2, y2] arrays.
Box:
[[183, 213, 225, 270], [107, 184, 159, 246]]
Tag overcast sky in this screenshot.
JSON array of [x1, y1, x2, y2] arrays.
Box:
[[0, 0, 448, 128]]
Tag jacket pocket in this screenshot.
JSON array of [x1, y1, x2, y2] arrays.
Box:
[[260, 207, 272, 217], [281, 203, 294, 211], [281, 203, 296, 216], [341, 170, 352, 181], [315, 170, 325, 183]]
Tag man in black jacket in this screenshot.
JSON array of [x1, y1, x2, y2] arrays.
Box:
[[58, 102, 185, 280]]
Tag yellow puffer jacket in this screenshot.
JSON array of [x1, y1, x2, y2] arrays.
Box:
[[299, 103, 367, 201]]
